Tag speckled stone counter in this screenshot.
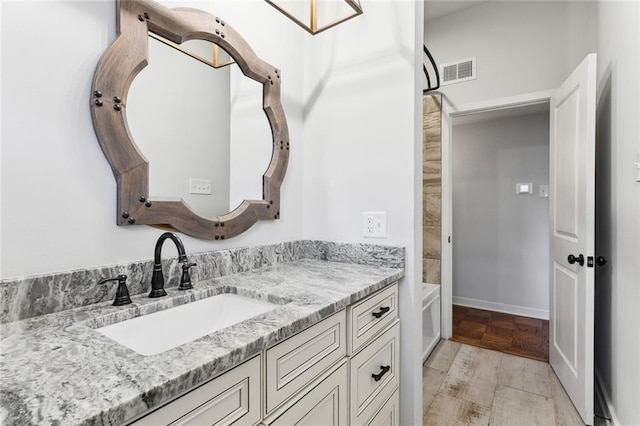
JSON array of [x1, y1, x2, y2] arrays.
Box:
[[0, 242, 404, 425]]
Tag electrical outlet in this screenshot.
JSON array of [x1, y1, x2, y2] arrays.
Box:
[[363, 212, 387, 238], [364, 215, 375, 235], [189, 179, 211, 195]]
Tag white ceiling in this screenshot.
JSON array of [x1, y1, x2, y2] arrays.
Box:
[[424, 0, 570, 23], [424, 1, 489, 23]]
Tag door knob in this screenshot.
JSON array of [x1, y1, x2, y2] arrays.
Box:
[[596, 256, 607, 266], [568, 254, 585, 266]]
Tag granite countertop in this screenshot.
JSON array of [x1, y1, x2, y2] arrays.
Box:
[[0, 258, 403, 425]]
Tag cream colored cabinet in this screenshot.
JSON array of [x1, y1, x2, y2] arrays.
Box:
[[264, 361, 348, 426], [130, 355, 261, 426], [347, 283, 398, 355], [265, 311, 346, 415], [347, 282, 400, 426], [349, 322, 400, 426], [267, 284, 400, 426], [130, 283, 399, 426], [365, 388, 400, 426]]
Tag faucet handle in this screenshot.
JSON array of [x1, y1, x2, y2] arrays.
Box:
[[99, 275, 133, 306], [178, 262, 197, 291]]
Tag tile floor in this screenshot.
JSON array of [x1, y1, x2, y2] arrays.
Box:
[[423, 340, 606, 426]]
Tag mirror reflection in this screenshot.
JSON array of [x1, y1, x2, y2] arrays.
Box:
[[149, 34, 235, 69], [126, 35, 272, 218]]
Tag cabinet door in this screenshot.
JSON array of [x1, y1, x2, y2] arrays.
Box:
[[267, 362, 348, 426], [265, 310, 346, 414], [366, 388, 399, 426], [350, 322, 400, 426], [347, 283, 398, 355], [131, 355, 261, 426]]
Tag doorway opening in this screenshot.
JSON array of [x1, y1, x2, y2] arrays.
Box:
[[444, 99, 552, 362], [435, 55, 597, 426]]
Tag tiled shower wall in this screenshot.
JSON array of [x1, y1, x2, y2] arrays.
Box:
[[423, 94, 442, 284]]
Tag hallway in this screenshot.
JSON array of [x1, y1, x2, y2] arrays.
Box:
[[422, 340, 596, 425]]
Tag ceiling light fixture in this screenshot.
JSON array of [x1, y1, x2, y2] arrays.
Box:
[[265, 0, 363, 35]]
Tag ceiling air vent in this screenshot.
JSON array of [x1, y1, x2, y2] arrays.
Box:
[[440, 57, 476, 86]]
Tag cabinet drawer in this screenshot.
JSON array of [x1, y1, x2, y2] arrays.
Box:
[[265, 311, 346, 414], [350, 322, 400, 426], [266, 361, 348, 426], [366, 388, 399, 426], [131, 355, 261, 426], [347, 283, 398, 355]]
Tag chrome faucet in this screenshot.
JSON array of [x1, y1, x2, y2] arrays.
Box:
[[149, 232, 196, 298]]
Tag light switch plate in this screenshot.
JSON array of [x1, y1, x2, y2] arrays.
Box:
[[189, 179, 212, 195], [516, 183, 533, 194]]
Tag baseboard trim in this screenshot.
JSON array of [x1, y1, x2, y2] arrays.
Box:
[[452, 296, 549, 320], [595, 368, 620, 426]]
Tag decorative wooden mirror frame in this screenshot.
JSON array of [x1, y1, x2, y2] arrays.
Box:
[[91, 0, 289, 240]]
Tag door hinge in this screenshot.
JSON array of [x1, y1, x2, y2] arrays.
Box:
[[587, 256, 594, 268]]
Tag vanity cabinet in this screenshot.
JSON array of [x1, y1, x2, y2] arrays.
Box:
[[129, 282, 399, 426], [347, 283, 399, 426], [365, 388, 400, 426], [131, 355, 261, 426], [266, 282, 400, 426], [264, 361, 348, 426], [349, 323, 400, 426], [265, 311, 346, 414], [347, 283, 398, 355]]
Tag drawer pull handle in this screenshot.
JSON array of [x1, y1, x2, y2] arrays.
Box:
[[371, 365, 391, 382], [372, 306, 390, 319]]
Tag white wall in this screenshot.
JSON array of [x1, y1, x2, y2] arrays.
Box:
[[301, 1, 423, 423], [0, 0, 305, 278], [594, 1, 640, 424], [1, 1, 424, 422], [452, 112, 550, 318], [424, 1, 597, 106]]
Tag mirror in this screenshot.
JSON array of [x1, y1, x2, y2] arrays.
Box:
[[127, 36, 272, 218], [91, 0, 289, 240]]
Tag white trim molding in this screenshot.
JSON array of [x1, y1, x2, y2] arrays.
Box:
[[440, 89, 555, 338], [441, 90, 554, 117], [595, 368, 620, 426], [452, 297, 549, 320], [440, 106, 452, 339]]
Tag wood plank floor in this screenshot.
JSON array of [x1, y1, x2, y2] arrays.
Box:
[[451, 305, 549, 362], [422, 341, 600, 426]]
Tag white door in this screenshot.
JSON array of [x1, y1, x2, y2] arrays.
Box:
[[549, 53, 597, 426]]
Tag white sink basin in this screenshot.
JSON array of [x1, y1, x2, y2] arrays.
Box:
[[96, 294, 278, 356]]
